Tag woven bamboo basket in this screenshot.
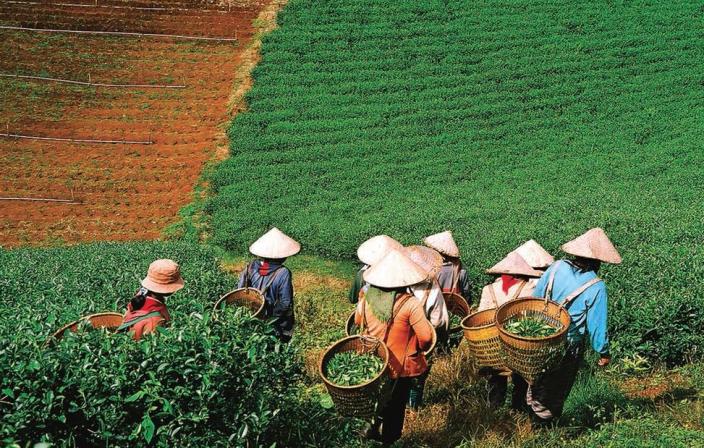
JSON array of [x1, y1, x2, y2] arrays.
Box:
[[444, 292, 471, 334], [213, 288, 265, 319], [49, 312, 124, 343], [461, 309, 509, 373], [345, 310, 437, 357], [495, 297, 572, 384], [319, 335, 390, 419]]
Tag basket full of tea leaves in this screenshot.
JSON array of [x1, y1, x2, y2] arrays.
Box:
[[319, 335, 389, 418], [504, 316, 560, 338], [495, 298, 572, 384]]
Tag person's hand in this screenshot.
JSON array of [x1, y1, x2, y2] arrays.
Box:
[[597, 355, 611, 367]]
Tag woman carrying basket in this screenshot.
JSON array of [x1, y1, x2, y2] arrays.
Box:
[[118, 259, 184, 341], [354, 249, 434, 445], [477, 250, 546, 410], [404, 245, 448, 410], [349, 235, 403, 304], [422, 230, 472, 302], [527, 228, 621, 425], [237, 227, 301, 342]]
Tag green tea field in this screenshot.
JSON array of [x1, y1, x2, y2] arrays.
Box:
[[3, 0, 704, 446]]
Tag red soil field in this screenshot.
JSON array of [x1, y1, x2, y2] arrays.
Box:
[[0, 1, 272, 247]]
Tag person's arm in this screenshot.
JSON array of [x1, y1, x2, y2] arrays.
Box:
[[271, 269, 293, 319], [531, 263, 554, 298], [237, 262, 249, 288], [354, 300, 364, 326], [409, 302, 433, 351], [348, 269, 363, 304], [586, 285, 610, 365]]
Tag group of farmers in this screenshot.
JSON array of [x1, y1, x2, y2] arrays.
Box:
[[121, 226, 620, 447]]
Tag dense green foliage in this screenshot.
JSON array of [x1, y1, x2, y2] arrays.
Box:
[[0, 242, 357, 447], [325, 351, 384, 386], [505, 317, 559, 338], [200, 0, 704, 364]]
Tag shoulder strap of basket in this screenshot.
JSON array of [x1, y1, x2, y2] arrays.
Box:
[[561, 277, 602, 309], [261, 267, 284, 296], [382, 293, 413, 344], [510, 280, 527, 302], [450, 262, 461, 292], [545, 260, 562, 300], [242, 261, 254, 288], [116, 311, 162, 332]]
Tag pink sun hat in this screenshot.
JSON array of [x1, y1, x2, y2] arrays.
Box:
[[141, 259, 185, 294]]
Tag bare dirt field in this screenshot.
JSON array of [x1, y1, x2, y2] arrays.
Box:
[[0, 0, 271, 246]]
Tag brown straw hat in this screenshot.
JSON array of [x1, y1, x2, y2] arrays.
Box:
[[141, 259, 185, 294], [486, 251, 542, 277], [249, 227, 301, 259], [561, 227, 622, 264], [404, 245, 443, 278], [423, 230, 460, 258], [357, 235, 403, 266], [363, 249, 428, 289], [515, 239, 554, 269]]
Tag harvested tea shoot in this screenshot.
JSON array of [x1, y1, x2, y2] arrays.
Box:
[[326, 351, 384, 387], [505, 316, 560, 338]]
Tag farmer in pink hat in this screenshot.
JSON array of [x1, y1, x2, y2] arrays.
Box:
[[118, 259, 184, 341], [526, 228, 622, 425]]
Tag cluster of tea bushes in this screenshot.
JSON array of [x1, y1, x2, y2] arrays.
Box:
[[0, 242, 353, 446], [198, 0, 704, 364]]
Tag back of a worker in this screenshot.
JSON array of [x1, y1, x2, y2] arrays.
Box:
[[354, 248, 433, 446]]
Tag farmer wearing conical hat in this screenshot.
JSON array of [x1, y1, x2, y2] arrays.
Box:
[[527, 228, 621, 425], [423, 230, 472, 302], [354, 249, 434, 445], [349, 235, 403, 304], [118, 259, 184, 341], [404, 245, 449, 410], [237, 227, 301, 342], [478, 251, 544, 410]]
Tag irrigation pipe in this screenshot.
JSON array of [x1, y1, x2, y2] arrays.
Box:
[[0, 133, 153, 145], [4, 0, 234, 13], [0, 26, 238, 42], [0, 197, 82, 204], [0, 73, 186, 89]]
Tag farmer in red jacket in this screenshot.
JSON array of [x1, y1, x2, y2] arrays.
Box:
[[118, 259, 184, 340]]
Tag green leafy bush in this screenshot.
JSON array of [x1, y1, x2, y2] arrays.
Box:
[[190, 0, 704, 365], [0, 242, 349, 447]]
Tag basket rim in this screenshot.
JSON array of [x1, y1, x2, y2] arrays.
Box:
[[49, 311, 125, 342], [495, 297, 571, 342], [213, 287, 266, 317], [318, 335, 390, 390], [460, 308, 496, 331]]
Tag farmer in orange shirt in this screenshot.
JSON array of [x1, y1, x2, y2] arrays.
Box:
[[118, 259, 184, 340], [355, 249, 434, 446]]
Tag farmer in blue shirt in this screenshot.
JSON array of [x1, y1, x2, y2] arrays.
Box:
[[238, 227, 300, 342], [526, 228, 621, 424]]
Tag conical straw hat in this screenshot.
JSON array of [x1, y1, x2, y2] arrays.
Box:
[[249, 227, 301, 259], [404, 245, 443, 278], [363, 249, 428, 289], [423, 230, 460, 258], [486, 251, 543, 277], [561, 228, 622, 264], [357, 235, 403, 266], [515, 239, 554, 269]]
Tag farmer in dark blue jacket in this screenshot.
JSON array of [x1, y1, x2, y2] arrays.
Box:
[[237, 227, 301, 342]]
